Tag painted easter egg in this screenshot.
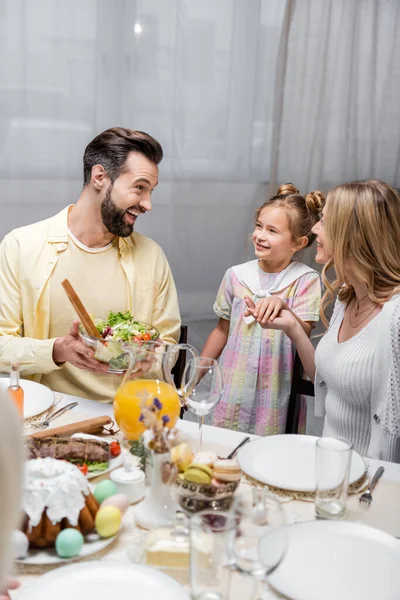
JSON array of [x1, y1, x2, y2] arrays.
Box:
[[95, 505, 121, 538]]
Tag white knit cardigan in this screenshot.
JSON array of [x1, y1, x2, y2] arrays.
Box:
[[315, 293, 400, 463]]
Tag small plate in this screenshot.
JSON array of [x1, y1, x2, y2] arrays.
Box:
[[70, 433, 124, 479], [238, 435, 366, 492], [16, 534, 116, 566], [17, 561, 191, 600], [266, 521, 400, 600], [0, 378, 54, 419]]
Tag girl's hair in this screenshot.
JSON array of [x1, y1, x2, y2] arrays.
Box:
[[255, 183, 324, 248], [321, 180, 400, 324]]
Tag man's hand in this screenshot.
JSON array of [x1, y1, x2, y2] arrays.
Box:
[[52, 321, 109, 373], [0, 577, 20, 600]]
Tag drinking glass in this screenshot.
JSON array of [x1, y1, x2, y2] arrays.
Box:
[[315, 437, 352, 520], [182, 357, 223, 450], [190, 510, 236, 600], [229, 488, 287, 600]]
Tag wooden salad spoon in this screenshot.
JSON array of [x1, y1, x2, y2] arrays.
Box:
[[61, 279, 102, 339]]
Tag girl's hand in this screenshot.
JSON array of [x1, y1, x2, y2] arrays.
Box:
[[1, 578, 20, 599], [244, 295, 297, 334], [244, 296, 256, 317], [251, 296, 288, 324]]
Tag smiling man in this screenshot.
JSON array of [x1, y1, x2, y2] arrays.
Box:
[[0, 128, 181, 401]]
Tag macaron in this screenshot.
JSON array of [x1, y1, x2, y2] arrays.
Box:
[[213, 459, 241, 483], [171, 443, 193, 472], [183, 463, 213, 485], [192, 451, 218, 468]]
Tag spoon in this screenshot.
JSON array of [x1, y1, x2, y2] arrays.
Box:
[[220, 436, 251, 460], [62, 279, 101, 339]]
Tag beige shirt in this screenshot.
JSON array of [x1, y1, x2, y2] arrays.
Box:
[[0, 206, 181, 399], [42, 230, 129, 401]]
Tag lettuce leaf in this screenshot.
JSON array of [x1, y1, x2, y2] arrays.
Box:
[[69, 459, 109, 472], [87, 462, 109, 472], [107, 311, 132, 327]]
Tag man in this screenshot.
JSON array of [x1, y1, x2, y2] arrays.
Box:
[[0, 128, 181, 401]]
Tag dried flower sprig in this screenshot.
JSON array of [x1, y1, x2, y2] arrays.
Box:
[[139, 396, 175, 454]]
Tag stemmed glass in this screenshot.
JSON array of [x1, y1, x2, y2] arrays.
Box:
[[182, 357, 223, 451], [229, 488, 287, 600]]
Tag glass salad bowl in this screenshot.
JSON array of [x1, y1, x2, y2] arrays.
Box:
[[80, 311, 160, 373]]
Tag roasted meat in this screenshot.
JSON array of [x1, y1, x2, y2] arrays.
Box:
[[27, 436, 111, 465]]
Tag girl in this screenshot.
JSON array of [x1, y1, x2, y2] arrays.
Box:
[[201, 184, 323, 436], [247, 180, 400, 461]]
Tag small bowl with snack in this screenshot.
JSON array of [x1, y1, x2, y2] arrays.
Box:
[[80, 311, 160, 373], [171, 445, 241, 513]]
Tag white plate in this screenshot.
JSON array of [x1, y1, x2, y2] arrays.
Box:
[[17, 561, 191, 600], [266, 521, 400, 600], [237, 435, 366, 492], [0, 378, 54, 419], [16, 533, 116, 565], [70, 433, 124, 479]]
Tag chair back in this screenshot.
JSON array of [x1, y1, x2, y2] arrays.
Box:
[[285, 350, 315, 434], [171, 324, 188, 388]]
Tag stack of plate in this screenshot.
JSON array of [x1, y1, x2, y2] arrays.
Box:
[[17, 562, 191, 600], [237, 434, 366, 492]]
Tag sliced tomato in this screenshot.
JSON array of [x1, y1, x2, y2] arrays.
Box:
[[110, 441, 121, 457], [142, 332, 151, 341], [78, 463, 88, 476]]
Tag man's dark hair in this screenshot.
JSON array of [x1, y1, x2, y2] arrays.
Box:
[[83, 127, 163, 186]]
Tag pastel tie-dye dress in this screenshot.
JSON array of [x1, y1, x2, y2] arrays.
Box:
[[212, 260, 321, 436]]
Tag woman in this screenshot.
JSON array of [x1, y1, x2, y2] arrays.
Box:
[[246, 180, 400, 461], [0, 390, 24, 598]]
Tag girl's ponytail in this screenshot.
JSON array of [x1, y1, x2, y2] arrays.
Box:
[[276, 183, 299, 197], [305, 191, 325, 216]]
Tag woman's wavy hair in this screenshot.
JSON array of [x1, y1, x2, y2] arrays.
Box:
[[321, 180, 400, 324]]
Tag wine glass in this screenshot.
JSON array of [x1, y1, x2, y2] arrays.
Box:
[[229, 488, 287, 600], [182, 357, 223, 451]]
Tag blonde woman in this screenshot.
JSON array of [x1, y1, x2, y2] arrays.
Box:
[[246, 180, 400, 461], [0, 390, 24, 598]]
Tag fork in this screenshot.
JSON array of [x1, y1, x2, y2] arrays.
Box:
[[30, 402, 78, 429], [359, 466, 385, 505]]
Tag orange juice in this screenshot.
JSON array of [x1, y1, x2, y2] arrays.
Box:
[[114, 379, 180, 441]]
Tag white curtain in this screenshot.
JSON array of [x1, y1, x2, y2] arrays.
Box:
[[0, 0, 399, 337], [0, 0, 286, 330], [274, 0, 400, 192]]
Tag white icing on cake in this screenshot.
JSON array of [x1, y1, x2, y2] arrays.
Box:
[[23, 458, 92, 527]]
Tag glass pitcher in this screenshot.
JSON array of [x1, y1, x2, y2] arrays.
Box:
[[113, 341, 198, 441]]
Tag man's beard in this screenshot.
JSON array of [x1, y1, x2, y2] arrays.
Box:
[[100, 187, 134, 238]]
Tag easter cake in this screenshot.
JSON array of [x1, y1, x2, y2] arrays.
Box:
[[21, 457, 99, 548]]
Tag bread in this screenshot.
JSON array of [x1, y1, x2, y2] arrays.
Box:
[[22, 457, 99, 549]]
